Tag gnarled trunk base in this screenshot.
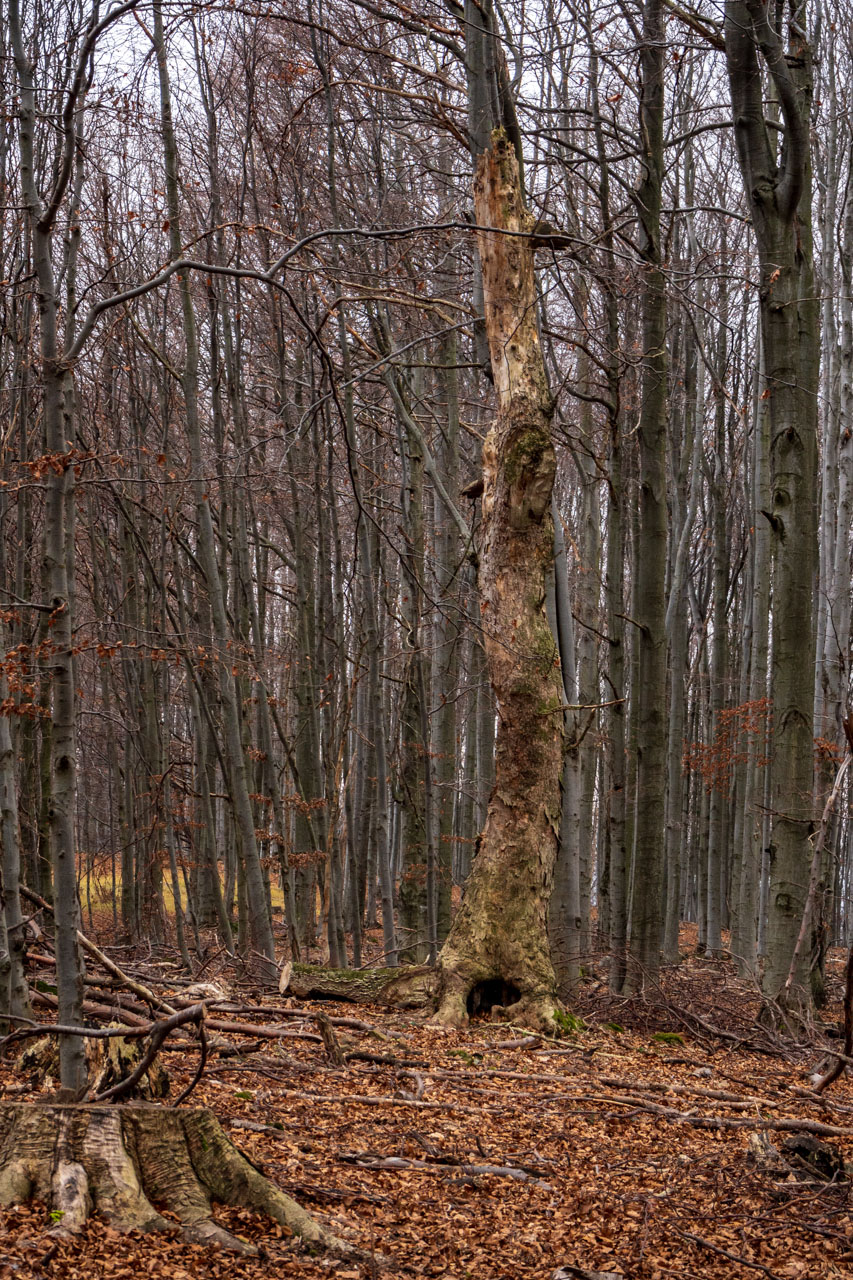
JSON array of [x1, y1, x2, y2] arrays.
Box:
[[0, 1103, 350, 1257], [287, 963, 559, 1032], [432, 964, 561, 1033]]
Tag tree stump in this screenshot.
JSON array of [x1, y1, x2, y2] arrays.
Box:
[[17, 1033, 169, 1100], [0, 1103, 351, 1257]]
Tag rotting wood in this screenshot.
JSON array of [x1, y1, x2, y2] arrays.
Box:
[[432, 125, 564, 1032], [314, 1013, 346, 1067], [287, 963, 436, 1007], [173, 996, 395, 1038], [33, 990, 151, 1027]]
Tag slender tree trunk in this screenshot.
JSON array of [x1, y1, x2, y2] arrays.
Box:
[[725, 0, 819, 1005], [624, 0, 668, 991], [152, 0, 275, 972], [9, 0, 86, 1091]]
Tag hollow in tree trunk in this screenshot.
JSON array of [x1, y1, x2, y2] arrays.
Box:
[[432, 129, 564, 1032]]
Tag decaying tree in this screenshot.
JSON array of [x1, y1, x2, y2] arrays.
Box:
[[431, 126, 565, 1030]]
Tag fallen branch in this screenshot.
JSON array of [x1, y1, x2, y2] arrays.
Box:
[[171, 1018, 209, 1107], [337, 1150, 553, 1188], [558, 1092, 853, 1137], [90, 1005, 207, 1103], [20, 887, 177, 1016], [272, 1087, 500, 1116], [674, 1227, 784, 1279], [174, 998, 393, 1038], [2, 1005, 208, 1099], [32, 990, 152, 1027], [814, 942, 853, 1093]]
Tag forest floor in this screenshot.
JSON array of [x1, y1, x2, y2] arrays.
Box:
[[2, 926, 853, 1279]]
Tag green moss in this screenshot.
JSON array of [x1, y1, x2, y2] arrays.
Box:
[[504, 428, 549, 487], [292, 963, 400, 982], [552, 1008, 585, 1036], [651, 1031, 685, 1046], [536, 691, 562, 715], [448, 1048, 483, 1066]]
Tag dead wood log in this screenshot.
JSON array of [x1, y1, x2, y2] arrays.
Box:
[[287, 963, 436, 1007], [8, 1005, 209, 1103], [0, 1102, 352, 1257], [314, 1013, 346, 1066], [32, 989, 152, 1027], [16, 1031, 170, 1101], [173, 997, 395, 1038]]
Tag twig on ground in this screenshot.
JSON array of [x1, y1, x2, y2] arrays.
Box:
[[20, 886, 177, 1016], [814, 943, 853, 1093], [171, 1016, 209, 1106], [674, 1227, 784, 1278], [336, 1150, 554, 1187]]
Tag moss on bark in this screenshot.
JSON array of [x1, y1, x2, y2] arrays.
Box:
[[0, 1103, 354, 1257]]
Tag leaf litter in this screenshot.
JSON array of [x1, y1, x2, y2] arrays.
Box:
[[3, 938, 853, 1280]]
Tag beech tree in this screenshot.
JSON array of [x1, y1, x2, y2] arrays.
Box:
[[724, 0, 819, 1004]]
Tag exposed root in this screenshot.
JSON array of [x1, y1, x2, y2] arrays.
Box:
[[502, 992, 563, 1035], [0, 1103, 355, 1258]]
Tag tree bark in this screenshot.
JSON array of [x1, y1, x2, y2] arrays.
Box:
[[433, 129, 563, 1031], [9, 0, 87, 1092], [725, 0, 819, 1005], [0, 1103, 350, 1257], [624, 0, 669, 992], [151, 0, 276, 973]]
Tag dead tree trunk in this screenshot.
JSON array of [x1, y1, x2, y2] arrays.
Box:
[[432, 129, 564, 1031], [0, 1103, 351, 1258]]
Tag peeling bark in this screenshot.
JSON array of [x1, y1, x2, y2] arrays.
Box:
[[432, 130, 564, 1032]]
